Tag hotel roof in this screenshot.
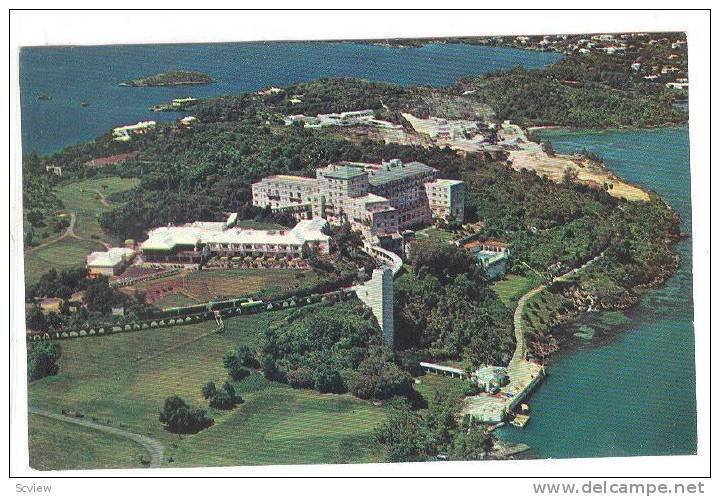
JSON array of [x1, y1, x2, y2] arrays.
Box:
[[427, 178, 465, 187], [367, 161, 436, 186], [321, 165, 368, 180], [87, 247, 135, 268], [141, 217, 329, 252], [259, 174, 318, 185]]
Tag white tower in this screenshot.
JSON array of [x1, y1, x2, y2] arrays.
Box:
[[356, 268, 394, 348]]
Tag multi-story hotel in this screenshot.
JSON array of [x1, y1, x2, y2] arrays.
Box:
[[425, 178, 466, 221], [252, 159, 464, 237], [251, 175, 318, 215]]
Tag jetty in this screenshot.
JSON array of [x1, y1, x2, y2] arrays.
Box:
[[461, 253, 604, 423]]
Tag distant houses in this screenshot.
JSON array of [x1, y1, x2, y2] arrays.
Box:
[[112, 121, 156, 142]]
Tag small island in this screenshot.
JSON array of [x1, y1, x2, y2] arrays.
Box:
[[120, 70, 214, 87]]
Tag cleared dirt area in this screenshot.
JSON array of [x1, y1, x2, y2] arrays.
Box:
[[502, 124, 650, 202], [509, 148, 650, 202]]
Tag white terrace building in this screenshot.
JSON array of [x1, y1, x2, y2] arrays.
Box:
[[140, 216, 330, 264], [251, 175, 318, 216]]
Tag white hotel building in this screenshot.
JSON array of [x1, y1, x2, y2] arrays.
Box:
[[251, 159, 465, 237]]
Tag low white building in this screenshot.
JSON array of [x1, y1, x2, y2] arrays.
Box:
[[112, 121, 156, 142], [140, 216, 330, 264], [86, 247, 136, 276]]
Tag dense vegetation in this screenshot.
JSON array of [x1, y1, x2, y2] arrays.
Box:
[[27, 341, 62, 381], [375, 392, 495, 462], [23, 54, 683, 381], [159, 395, 214, 434], [25, 272, 156, 332], [395, 240, 514, 366], [259, 300, 414, 400], [455, 65, 685, 127], [121, 70, 214, 87]]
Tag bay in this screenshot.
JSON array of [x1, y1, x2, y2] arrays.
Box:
[[497, 126, 696, 458]]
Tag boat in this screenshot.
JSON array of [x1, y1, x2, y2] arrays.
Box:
[[80, 101, 89, 107], [510, 414, 530, 428], [37, 94, 51, 101]]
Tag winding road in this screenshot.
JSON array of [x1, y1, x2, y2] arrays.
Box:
[[512, 253, 605, 364], [29, 407, 165, 468]]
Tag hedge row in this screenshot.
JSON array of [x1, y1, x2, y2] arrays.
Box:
[[27, 290, 355, 342]]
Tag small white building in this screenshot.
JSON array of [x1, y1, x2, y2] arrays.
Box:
[[112, 121, 156, 142], [86, 247, 136, 276]]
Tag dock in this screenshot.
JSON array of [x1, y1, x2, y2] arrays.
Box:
[[460, 358, 544, 423]]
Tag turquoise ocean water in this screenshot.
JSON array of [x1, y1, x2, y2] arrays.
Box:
[[19, 42, 695, 459], [497, 126, 696, 458]]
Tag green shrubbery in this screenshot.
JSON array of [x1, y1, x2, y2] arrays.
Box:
[[202, 381, 243, 410], [259, 301, 412, 399], [374, 392, 495, 462], [27, 341, 62, 381], [395, 240, 514, 366], [159, 396, 214, 434]]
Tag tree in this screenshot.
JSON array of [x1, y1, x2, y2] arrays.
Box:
[[374, 402, 429, 462], [27, 210, 45, 227], [562, 166, 579, 187], [27, 341, 62, 381], [201, 381, 217, 400], [208, 389, 234, 409], [287, 367, 314, 389], [159, 395, 213, 434], [449, 424, 495, 461], [26, 305, 48, 332], [313, 364, 345, 394], [83, 276, 121, 314], [541, 141, 555, 157], [424, 391, 461, 452], [222, 351, 251, 381], [207, 381, 242, 410], [234, 345, 260, 369]]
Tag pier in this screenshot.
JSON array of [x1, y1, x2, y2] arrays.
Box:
[[461, 254, 603, 423]]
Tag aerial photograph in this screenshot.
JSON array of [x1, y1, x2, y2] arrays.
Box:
[[19, 29, 695, 470]]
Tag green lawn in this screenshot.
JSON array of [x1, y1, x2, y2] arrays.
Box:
[[415, 227, 458, 243], [23, 176, 139, 287], [54, 177, 139, 241], [491, 274, 540, 309], [28, 307, 388, 469], [28, 414, 146, 470], [127, 268, 326, 306], [413, 373, 467, 402], [24, 237, 105, 287]]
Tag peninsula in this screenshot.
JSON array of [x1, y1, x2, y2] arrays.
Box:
[[22, 37, 688, 468], [120, 70, 214, 87]]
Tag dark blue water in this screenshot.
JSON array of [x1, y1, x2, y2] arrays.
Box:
[[498, 126, 696, 458], [19, 42, 560, 154]]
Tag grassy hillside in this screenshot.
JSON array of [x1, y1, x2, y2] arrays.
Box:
[[28, 308, 389, 468]]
